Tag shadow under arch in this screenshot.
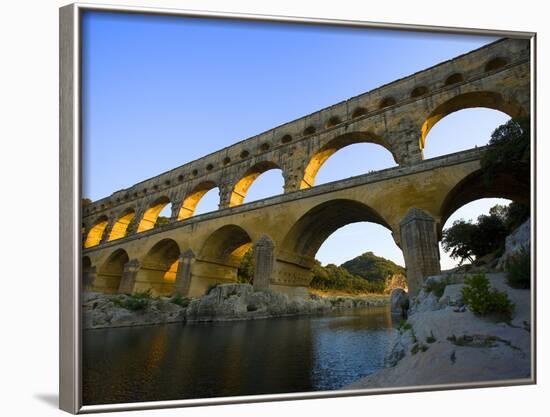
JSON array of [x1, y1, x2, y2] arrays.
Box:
[[135, 238, 180, 296], [179, 181, 218, 220], [438, 169, 529, 236], [230, 161, 282, 207], [420, 91, 527, 152], [301, 132, 397, 189], [190, 225, 253, 296], [82, 256, 94, 290], [281, 199, 393, 263], [95, 249, 129, 293], [84, 215, 109, 248], [137, 196, 171, 233], [108, 208, 135, 241]]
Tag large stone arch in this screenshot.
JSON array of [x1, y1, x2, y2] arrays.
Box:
[[420, 91, 527, 153], [84, 215, 109, 248], [107, 208, 136, 241], [229, 161, 282, 206], [179, 181, 218, 220], [189, 224, 253, 296], [438, 169, 530, 235], [134, 238, 180, 296], [275, 199, 394, 296], [137, 196, 172, 233], [300, 132, 397, 189], [94, 249, 129, 293]]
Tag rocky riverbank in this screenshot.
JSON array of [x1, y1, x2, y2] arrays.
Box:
[[83, 284, 389, 329], [343, 272, 532, 390]]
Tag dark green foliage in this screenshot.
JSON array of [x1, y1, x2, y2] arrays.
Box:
[[154, 216, 170, 228], [481, 118, 530, 187], [441, 220, 477, 263], [506, 246, 531, 289], [397, 319, 412, 332], [171, 293, 191, 308], [425, 279, 449, 298], [113, 289, 152, 311], [426, 331, 436, 344], [503, 202, 530, 232], [309, 262, 385, 294], [341, 251, 405, 281], [461, 274, 515, 320], [237, 250, 254, 284], [442, 202, 529, 265]]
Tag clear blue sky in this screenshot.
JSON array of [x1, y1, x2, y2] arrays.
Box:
[[82, 11, 509, 269]]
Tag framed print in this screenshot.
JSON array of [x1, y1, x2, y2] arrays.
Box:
[[59, 2, 536, 413]]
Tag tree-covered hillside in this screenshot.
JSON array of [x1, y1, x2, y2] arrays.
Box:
[[341, 251, 405, 281], [237, 249, 407, 294]]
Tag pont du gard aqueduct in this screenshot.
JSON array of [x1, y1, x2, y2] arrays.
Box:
[[82, 38, 530, 298]]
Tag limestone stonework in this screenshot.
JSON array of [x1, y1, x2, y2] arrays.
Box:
[[81, 38, 530, 298]]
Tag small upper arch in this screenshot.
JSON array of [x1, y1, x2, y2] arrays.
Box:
[[485, 56, 508, 72], [444, 73, 464, 86], [410, 85, 429, 98], [379, 96, 397, 109]]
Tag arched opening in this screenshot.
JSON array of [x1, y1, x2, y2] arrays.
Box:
[[84, 215, 109, 248], [155, 203, 172, 228], [280, 200, 402, 293], [135, 239, 180, 296], [282, 200, 391, 261], [179, 182, 218, 219], [107, 208, 135, 241], [137, 196, 171, 233], [485, 57, 507, 72], [95, 249, 129, 293], [438, 168, 530, 271], [192, 225, 252, 295], [303, 126, 316, 136], [230, 161, 284, 206], [444, 73, 464, 86], [423, 108, 511, 159], [379, 97, 396, 109], [326, 116, 342, 128], [301, 132, 397, 189], [410, 85, 429, 98], [420, 91, 526, 155], [439, 198, 514, 271], [351, 107, 367, 118], [439, 170, 529, 231]]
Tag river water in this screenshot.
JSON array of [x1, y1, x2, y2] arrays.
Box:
[[83, 306, 396, 405]]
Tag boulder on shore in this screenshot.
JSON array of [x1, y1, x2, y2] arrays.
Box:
[[390, 288, 409, 316]]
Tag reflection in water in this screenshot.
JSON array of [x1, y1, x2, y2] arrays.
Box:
[[83, 306, 394, 405]]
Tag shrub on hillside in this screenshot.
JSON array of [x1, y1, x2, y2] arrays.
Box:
[[461, 274, 515, 320], [506, 246, 530, 289]]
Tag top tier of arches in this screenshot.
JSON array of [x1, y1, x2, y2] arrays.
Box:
[[83, 38, 530, 246]]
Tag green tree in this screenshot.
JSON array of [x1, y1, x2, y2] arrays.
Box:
[[481, 117, 530, 186], [237, 249, 254, 284], [442, 219, 477, 264]]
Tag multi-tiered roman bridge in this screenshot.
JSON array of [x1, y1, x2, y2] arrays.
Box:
[[81, 38, 530, 297]]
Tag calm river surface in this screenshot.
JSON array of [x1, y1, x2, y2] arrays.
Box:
[[83, 306, 395, 405]]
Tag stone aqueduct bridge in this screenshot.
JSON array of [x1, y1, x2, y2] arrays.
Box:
[[82, 38, 530, 297]]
